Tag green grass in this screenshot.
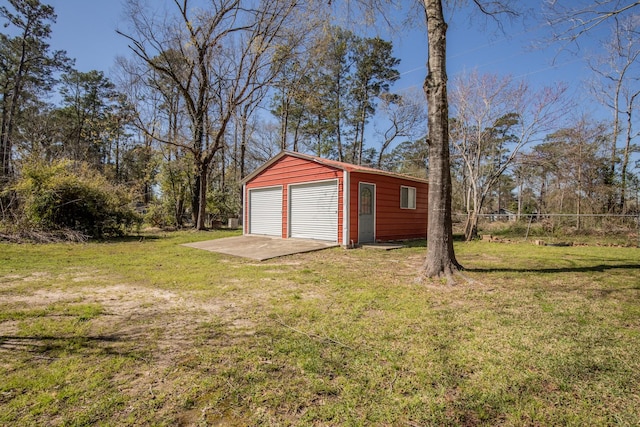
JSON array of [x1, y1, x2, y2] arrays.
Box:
[[1, 230, 639, 426]]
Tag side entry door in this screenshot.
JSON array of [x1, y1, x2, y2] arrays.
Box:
[[358, 183, 375, 243]]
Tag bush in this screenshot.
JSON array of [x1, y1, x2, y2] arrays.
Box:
[[144, 203, 175, 229], [12, 160, 141, 239], [207, 186, 240, 225]]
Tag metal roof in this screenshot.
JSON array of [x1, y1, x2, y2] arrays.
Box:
[[242, 151, 428, 184]]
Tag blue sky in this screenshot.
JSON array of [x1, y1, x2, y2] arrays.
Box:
[[43, 1, 614, 136], [45, 1, 600, 102], [390, 14, 598, 104], [46, 0, 128, 73]]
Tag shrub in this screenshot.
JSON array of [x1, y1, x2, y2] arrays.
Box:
[[13, 160, 141, 238], [144, 203, 174, 229], [207, 185, 241, 225]]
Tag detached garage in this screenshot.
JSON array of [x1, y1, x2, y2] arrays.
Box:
[[242, 151, 428, 245]]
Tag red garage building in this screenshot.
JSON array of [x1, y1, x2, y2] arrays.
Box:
[[242, 151, 428, 246]]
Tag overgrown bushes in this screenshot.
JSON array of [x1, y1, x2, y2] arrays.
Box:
[[3, 160, 140, 240]]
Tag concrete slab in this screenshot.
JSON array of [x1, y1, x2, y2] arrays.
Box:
[[182, 235, 339, 261], [361, 243, 404, 251]]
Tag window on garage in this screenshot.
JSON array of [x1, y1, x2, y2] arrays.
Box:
[[400, 186, 416, 209]]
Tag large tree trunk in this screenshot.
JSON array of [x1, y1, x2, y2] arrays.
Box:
[[620, 92, 638, 213], [0, 93, 11, 181], [191, 173, 201, 225], [422, 0, 462, 279], [280, 86, 289, 151], [196, 161, 208, 230], [1, 77, 22, 181]]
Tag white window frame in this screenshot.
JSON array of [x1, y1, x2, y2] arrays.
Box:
[[400, 186, 416, 210]]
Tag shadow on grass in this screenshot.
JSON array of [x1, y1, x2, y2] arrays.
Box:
[[402, 239, 428, 248], [94, 234, 162, 243], [96, 228, 243, 243], [396, 236, 465, 248], [466, 264, 640, 275], [0, 334, 149, 359]]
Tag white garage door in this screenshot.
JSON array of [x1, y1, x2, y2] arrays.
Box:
[[249, 187, 282, 236], [289, 181, 338, 241]]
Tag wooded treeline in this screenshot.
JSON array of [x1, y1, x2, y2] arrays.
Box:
[[0, 0, 638, 240]]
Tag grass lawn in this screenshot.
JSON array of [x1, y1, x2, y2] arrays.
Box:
[[1, 230, 639, 426]]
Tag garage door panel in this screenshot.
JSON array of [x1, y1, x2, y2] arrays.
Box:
[[290, 181, 338, 241], [249, 187, 282, 236]]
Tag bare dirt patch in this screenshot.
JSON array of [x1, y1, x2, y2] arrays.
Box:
[[0, 268, 259, 424]]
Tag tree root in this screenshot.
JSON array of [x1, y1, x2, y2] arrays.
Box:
[[415, 261, 489, 287]]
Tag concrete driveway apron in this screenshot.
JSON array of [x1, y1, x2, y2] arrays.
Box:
[[182, 235, 338, 261]]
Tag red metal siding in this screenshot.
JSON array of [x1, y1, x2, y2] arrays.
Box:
[[349, 172, 428, 242], [245, 153, 428, 244], [245, 156, 343, 240]]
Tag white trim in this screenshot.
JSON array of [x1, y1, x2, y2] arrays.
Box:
[[358, 182, 376, 244], [400, 185, 417, 210], [342, 170, 349, 246], [242, 183, 247, 234]]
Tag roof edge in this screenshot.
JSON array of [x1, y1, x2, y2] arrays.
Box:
[[241, 150, 428, 184]]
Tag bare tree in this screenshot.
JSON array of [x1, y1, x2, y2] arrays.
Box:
[[234, 88, 266, 181], [449, 70, 569, 240], [544, 118, 610, 228], [517, 117, 610, 220], [375, 89, 427, 168], [244, 119, 282, 170], [544, 0, 640, 43], [115, 54, 187, 212], [587, 13, 640, 212], [119, 0, 304, 229]]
